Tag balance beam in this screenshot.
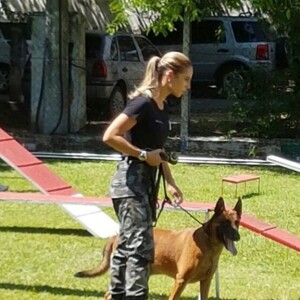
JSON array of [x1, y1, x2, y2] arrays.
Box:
[[1, 191, 299, 252]]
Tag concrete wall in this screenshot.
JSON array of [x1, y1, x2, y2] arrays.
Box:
[[8, 130, 300, 160]]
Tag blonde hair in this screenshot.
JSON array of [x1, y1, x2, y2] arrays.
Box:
[[128, 51, 192, 99]]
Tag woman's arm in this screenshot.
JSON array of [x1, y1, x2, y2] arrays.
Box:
[[162, 162, 183, 204], [103, 113, 139, 157], [103, 113, 163, 166]]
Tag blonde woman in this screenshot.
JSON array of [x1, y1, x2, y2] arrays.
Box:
[[103, 51, 193, 300]]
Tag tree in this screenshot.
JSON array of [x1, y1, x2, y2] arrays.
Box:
[[108, 0, 244, 35]]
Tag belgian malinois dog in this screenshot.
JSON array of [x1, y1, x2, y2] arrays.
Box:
[[75, 197, 242, 300]]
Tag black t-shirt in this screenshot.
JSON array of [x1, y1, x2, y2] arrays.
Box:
[[122, 96, 169, 150]]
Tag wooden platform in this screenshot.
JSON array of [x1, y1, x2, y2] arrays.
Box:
[[222, 173, 260, 197]]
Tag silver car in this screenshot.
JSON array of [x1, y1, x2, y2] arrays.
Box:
[[0, 28, 11, 93], [147, 15, 278, 89], [0, 27, 30, 94], [86, 31, 161, 117]]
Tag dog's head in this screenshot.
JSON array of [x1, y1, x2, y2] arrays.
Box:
[[210, 197, 242, 256]]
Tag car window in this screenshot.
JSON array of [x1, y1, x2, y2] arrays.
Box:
[[117, 36, 139, 62], [231, 21, 267, 42], [135, 36, 160, 61], [192, 20, 226, 44], [110, 37, 118, 61], [86, 35, 103, 59]]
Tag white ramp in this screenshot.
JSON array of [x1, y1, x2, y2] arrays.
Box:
[[61, 202, 119, 238], [0, 128, 119, 238], [267, 155, 300, 172]]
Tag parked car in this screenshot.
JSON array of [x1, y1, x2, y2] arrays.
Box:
[[0, 26, 30, 94], [146, 14, 283, 90], [85, 31, 161, 117], [0, 28, 11, 93]]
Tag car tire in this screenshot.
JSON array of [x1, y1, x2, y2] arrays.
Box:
[[0, 64, 10, 94], [109, 86, 126, 117], [217, 66, 247, 98]]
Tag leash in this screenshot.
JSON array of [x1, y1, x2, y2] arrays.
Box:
[[153, 164, 171, 226], [172, 203, 204, 225], [153, 165, 204, 226]]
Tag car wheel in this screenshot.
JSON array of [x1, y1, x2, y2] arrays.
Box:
[[109, 86, 126, 117], [218, 67, 246, 98], [0, 65, 10, 94]]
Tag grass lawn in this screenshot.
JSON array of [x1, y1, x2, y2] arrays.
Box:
[[0, 159, 300, 300]]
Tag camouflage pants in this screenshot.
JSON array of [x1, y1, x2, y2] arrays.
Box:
[[110, 195, 154, 299]]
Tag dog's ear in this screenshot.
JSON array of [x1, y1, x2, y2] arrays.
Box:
[[234, 197, 242, 218], [214, 197, 225, 215]]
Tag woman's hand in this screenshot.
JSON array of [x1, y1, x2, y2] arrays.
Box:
[[146, 149, 164, 167], [167, 183, 183, 205]]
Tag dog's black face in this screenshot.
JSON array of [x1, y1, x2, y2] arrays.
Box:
[[214, 197, 242, 256]]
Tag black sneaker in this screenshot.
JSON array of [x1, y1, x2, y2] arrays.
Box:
[[0, 184, 8, 192]]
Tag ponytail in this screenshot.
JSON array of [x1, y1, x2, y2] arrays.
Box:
[[129, 56, 160, 99], [129, 51, 192, 99]]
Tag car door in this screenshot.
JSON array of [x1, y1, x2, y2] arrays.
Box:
[[134, 35, 161, 62], [191, 19, 232, 83], [116, 35, 144, 93]]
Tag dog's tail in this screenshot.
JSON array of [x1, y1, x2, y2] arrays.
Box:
[[74, 235, 117, 278]]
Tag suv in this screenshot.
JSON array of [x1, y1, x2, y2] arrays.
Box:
[[0, 26, 30, 94], [0, 28, 11, 93], [86, 31, 161, 117], [147, 15, 278, 89]]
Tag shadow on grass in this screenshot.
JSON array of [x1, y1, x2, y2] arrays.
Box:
[[0, 226, 91, 236], [0, 282, 244, 299], [240, 192, 260, 199], [147, 295, 239, 300], [0, 282, 103, 297]]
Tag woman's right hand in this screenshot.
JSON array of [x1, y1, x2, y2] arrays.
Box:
[[146, 149, 164, 166]]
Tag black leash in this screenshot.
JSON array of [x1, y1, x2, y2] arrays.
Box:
[[172, 203, 204, 225], [153, 164, 171, 226], [153, 164, 204, 226]]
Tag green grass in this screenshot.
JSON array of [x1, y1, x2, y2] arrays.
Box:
[[0, 160, 300, 300]]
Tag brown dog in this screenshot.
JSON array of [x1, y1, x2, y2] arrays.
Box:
[[75, 197, 242, 300]]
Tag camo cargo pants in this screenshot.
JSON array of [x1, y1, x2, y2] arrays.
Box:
[[109, 160, 157, 299]]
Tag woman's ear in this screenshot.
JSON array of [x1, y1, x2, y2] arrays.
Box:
[[166, 70, 174, 82]]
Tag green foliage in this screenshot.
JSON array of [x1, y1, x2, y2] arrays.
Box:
[[108, 0, 243, 35], [224, 68, 300, 138], [0, 160, 300, 299]]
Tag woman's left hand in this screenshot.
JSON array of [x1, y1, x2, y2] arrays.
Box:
[[167, 183, 183, 205]]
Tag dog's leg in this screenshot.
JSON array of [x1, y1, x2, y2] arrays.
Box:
[[199, 276, 213, 300], [168, 275, 188, 300]]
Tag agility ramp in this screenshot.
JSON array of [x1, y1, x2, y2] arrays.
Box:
[[0, 190, 300, 252], [267, 155, 300, 172], [1, 128, 300, 252], [0, 128, 119, 238]]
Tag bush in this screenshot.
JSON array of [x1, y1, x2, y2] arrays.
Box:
[[223, 68, 300, 138]]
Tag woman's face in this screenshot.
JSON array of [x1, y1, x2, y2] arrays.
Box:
[[169, 66, 193, 98]]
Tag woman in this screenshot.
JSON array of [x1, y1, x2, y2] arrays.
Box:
[[102, 51, 193, 300]]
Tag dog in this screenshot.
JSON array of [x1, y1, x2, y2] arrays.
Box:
[[75, 197, 242, 300]]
